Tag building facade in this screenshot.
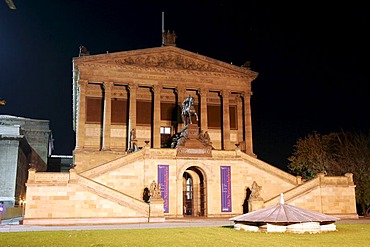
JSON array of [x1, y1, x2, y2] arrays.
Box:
[[23, 41, 358, 225], [0, 115, 50, 210]]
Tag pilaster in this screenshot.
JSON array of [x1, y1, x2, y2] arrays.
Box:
[[128, 83, 138, 147], [102, 81, 113, 151], [199, 87, 208, 132], [236, 94, 243, 144], [242, 92, 254, 155], [76, 80, 87, 150], [221, 89, 231, 150], [152, 85, 162, 148]]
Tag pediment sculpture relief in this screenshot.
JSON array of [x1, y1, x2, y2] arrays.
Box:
[[115, 54, 226, 72]]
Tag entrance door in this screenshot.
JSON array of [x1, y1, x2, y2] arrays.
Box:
[[183, 175, 193, 215], [183, 167, 206, 217]]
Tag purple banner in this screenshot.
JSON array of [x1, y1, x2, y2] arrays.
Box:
[[158, 165, 169, 213], [220, 166, 232, 212]]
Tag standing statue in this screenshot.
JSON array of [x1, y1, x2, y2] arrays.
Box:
[[250, 181, 263, 201], [149, 180, 162, 199], [181, 95, 198, 126]]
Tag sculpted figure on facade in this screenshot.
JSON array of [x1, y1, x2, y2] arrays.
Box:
[[250, 181, 263, 201], [198, 130, 211, 146], [162, 30, 176, 46], [79, 45, 89, 56], [149, 180, 162, 200]]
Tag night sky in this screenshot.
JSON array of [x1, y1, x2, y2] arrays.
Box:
[[1, 1, 368, 172]]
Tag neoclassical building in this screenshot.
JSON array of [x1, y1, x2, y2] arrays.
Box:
[[72, 45, 256, 156], [0, 115, 49, 211], [23, 36, 358, 225]]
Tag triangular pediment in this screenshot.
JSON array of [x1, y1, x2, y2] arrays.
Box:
[[74, 46, 257, 78]]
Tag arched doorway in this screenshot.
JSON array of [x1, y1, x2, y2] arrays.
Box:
[[182, 166, 206, 217]]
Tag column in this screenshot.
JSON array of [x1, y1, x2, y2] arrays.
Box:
[[236, 94, 243, 144], [128, 83, 138, 148], [76, 80, 87, 150], [102, 81, 113, 151], [176, 86, 186, 130], [243, 92, 254, 155], [221, 89, 231, 150], [152, 85, 162, 148], [199, 87, 208, 132]]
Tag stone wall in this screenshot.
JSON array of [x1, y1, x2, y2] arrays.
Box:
[[23, 147, 358, 225]]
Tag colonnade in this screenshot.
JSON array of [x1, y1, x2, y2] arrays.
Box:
[[75, 80, 253, 154]]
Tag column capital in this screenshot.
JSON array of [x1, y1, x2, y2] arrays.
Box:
[[151, 84, 162, 93], [198, 87, 208, 96], [241, 91, 252, 99], [220, 89, 231, 98], [127, 83, 138, 92], [235, 93, 243, 102], [79, 79, 88, 87], [175, 86, 186, 95], [103, 81, 114, 91]]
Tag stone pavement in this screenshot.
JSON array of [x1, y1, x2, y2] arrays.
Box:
[[1, 216, 369, 233], [0, 217, 234, 232]]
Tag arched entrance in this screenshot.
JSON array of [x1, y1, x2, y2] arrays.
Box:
[[182, 166, 206, 217]]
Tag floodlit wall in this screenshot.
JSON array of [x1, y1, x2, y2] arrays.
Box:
[[23, 148, 358, 225]]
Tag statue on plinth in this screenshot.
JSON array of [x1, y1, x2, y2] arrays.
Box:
[[181, 95, 198, 126], [249, 181, 263, 201], [149, 180, 162, 200]]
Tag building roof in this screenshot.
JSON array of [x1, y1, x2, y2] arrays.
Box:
[[230, 193, 340, 224]]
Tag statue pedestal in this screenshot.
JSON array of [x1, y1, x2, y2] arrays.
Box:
[[176, 124, 212, 157], [149, 198, 165, 222], [248, 200, 265, 212]]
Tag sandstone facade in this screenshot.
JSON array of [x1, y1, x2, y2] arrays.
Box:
[[23, 44, 358, 225]]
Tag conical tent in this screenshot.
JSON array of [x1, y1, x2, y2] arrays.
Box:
[[230, 193, 340, 224]]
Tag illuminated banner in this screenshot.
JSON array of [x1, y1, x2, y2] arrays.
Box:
[[220, 166, 232, 212], [158, 164, 169, 213]]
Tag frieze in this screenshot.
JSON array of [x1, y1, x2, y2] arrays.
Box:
[[111, 92, 127, 98], [177, 147, 212, 157], [79, 63, 253, 80], [35, 172, 70, 183], [114, 54, 226, 73], [22, 129, 50, 134], [178, 148, 211, 155]]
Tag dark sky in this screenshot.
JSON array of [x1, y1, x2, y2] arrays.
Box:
[[1, 1, 368, 172]]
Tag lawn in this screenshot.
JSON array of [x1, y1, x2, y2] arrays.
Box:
[[0, 224, 369, 247]]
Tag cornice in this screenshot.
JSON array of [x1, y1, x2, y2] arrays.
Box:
[[79, 63, 256, 80], [74, 46, 258, 80]]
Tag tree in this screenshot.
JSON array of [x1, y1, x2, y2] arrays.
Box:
[[331, 131, 370, 217], [287, 131, 337, 179], [288, 130, 370, 216]]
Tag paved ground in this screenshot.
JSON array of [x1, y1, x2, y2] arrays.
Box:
[[1, 216, 369, 233]]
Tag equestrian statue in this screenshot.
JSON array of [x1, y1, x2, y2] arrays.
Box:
[[182, 95, 198, 126]]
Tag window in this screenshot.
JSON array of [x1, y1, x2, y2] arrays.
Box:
[[161, 102, 176, 121], [160, 126, 171, 134], [137, 101, 152, 125], [207, 105, 221, 128], [86, 97, 102, 123], [111, 98, 127, 124]]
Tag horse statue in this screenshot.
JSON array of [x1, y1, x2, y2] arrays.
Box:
[[182, 95, 198, 126]]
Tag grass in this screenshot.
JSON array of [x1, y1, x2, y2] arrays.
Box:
[[0, 224, 369, 247]]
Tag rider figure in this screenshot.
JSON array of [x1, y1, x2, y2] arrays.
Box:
[[182, 95, 198, 125]]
